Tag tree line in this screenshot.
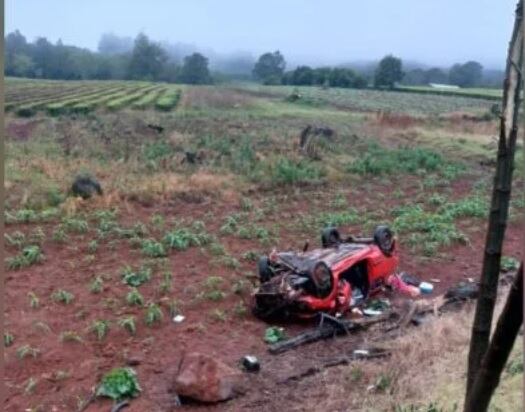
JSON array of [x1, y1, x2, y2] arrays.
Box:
[[5, 31, 213, 84], [253, 51, 500, 89], [5, 30, 501, 89]]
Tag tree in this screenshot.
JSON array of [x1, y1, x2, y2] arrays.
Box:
[[425, 67, 448, 84], [374, 55, 404, 88], [127, 33, 167, 81], [179, 53, 211, 84], [312, 67, 332, 86], [98, 33, 133, 55], [292, 66, 314, 85], [464, 1, 523, 409], [449, 61, 483, 87], [252, 51, 286, 84]]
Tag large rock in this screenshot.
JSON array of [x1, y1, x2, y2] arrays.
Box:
[[173, 352, 243, 403]]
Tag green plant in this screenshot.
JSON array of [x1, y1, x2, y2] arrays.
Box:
[[506, 357, 524, 376], [375, 373, 392, 392], [89, 276, 104, 293], [264, 327, 286, 343], [269, 157, 325, 185], [60, 331, 83, 343], [51, 289, 74, 305], [28, 292, 40, 309], [29, 227, 46, 244], [163, 228, 211, 250], [150, 213, 165, 228], [90, 320, 110, 341], [25, 377, 38, 395], [118, 316, 137, 335], [52, 225, 68, 242], [5, 231, 26, 249], [17, 344, 40, 359], [121, 265, 152, 287], [501, 256, 519, 272], [145, 303, 163, 326], [4, 331, 14, 347], [210, 309, 227, 322], [233, 301, 247, 317], [232, 279, 247, 295], [126, 288, 144, 306], [141, 239, 167, 258], [96, 367, 141, 401], [62, 217, 89, 233], [7, 245, 44, 270], [157, 272, 172, 295], [242, 250, 260, 261], [87, 240, 98, 253]]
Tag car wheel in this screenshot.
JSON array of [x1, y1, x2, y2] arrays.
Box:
[[321, 227, 341, 248], [258, 256, 274, 283], [374, 225, 395, 256]]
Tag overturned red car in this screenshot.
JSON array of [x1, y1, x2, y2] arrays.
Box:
[[251, 225, 399, 319]]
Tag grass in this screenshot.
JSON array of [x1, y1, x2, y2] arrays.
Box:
[[126, 288, 144, 306], [347, 142, 463, 178]]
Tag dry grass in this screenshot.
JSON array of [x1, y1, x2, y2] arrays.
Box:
[[312, 287, 522, 412]]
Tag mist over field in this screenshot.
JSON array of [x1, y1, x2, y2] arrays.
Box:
[[6, 0, 518, 70]]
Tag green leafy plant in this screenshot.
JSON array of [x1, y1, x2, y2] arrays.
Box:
[[141, 239, 167, 258], [5, 231, 26, 248], [62, 217, 89, 233], [28, 292, 40, 309], [90, 320, 110, 341], [96, 367, 141, 401], [89, 276, 104, 293], [7, 245, 44, 270], [121, 265, 152, 287], [501, 256, 519, 272], [264, 326, 286, 343], [4, 331, 14, 347], [126, 288, 144, 306], [87, 240, 98, 253], [51, 289, 75, 305], [118, 316, 137, 335], [60, 331, 83, 343], [145, 303, 163, 326], [17, 344, 40, 359], [52, 225, 68, 243]]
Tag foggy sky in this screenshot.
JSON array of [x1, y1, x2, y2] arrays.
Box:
[[6, 0, 518, 69]]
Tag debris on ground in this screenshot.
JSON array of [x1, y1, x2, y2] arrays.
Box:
[[264, 327, 286, 344], [268, 312, 394, 354], [241, 355, 260, 373], [173, 315, 185, 323], [71, 174, 103, 199], [278, 346, 391, 384], [173, 352, 244, 403]]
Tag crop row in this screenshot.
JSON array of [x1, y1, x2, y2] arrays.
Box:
[[105, 85, 162, 111], [154, 88, 181, 111]]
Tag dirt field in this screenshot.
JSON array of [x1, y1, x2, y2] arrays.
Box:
[[4, 83, 523, 411]]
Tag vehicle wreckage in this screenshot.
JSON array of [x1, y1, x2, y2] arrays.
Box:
[[251, 225, 422, 320]]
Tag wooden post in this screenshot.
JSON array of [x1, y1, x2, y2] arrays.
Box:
[[465, 0, 523, 400]]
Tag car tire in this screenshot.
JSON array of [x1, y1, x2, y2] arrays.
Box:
[[321, 227, 341, 248], [373, 225, 395, 256], [258, 256, 273, 283]]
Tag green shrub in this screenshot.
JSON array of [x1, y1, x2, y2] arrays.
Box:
[[141, 239, 167, 258], [16, 105, 36, 117]]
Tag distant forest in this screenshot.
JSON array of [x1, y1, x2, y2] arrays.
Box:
[[5, 30, 505, 88]]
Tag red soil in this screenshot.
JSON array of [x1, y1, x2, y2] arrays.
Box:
[[4, 185, 523, 411]]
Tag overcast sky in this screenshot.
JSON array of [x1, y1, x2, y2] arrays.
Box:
[[6, 0, 518, 69]]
